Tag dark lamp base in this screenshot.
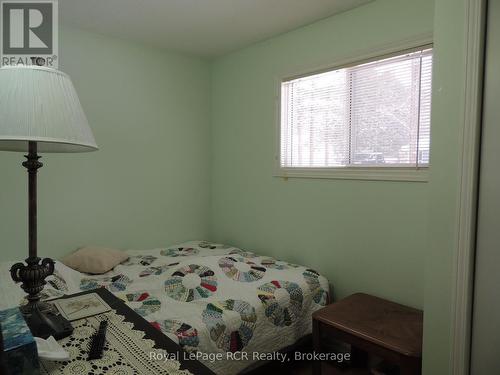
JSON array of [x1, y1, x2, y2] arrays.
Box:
[[10, 255, 74, 339], [24, 307, 73, 340]]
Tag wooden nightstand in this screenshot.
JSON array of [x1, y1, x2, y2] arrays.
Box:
[[312, 293, 423, 375]]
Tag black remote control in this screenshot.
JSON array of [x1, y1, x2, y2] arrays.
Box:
[[88, 320, 108, 360]]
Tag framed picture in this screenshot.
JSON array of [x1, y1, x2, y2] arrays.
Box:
[[53, 293, 111, 321]]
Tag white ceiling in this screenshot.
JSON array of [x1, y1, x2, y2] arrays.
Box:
[[59, 0, 373, 58]]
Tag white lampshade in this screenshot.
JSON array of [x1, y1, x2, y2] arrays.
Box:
[[0, 65, 98, 153]]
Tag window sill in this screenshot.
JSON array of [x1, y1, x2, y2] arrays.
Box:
[[274, 167, 429, 182]]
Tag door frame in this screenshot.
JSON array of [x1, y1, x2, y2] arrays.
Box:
[[450, 0, 486, 374]]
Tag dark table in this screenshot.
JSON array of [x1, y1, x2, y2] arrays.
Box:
[[54, 288, 214, 375], [312, 293, 423, 375]]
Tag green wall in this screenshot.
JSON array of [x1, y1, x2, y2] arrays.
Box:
[[0, 27, 212, 261], [210, 0, 434, 309]]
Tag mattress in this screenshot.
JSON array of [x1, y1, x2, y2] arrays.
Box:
[[0, 240, 330, 374]]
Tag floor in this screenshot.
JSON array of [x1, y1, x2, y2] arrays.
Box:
[[245, 336, 373, 375], [254, 360, 369, 375]]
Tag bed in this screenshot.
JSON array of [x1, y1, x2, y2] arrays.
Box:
[[0, 240, 330, 374]]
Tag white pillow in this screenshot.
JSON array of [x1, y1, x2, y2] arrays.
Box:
[[61, 246, 129, 274]]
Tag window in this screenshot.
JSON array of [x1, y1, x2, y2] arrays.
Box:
[[279, 47, 433, 180]]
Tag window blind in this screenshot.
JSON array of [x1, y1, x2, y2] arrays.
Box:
[[280, 48, 433, 169]]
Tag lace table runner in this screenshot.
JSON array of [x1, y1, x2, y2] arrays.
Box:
[[39, 310, 192, 375]]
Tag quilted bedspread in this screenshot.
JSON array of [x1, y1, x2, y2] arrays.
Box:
[[0, 241, 330, 374]]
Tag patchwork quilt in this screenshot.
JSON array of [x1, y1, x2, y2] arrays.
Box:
[[0, 241, 330, 374]]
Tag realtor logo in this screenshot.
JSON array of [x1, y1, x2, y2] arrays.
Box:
[[0, 0, 58, 67]]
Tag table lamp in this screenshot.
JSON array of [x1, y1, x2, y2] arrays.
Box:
[[0, 65, 98, 339]]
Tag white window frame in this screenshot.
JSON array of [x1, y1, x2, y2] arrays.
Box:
[[274, 34, 433, 182]]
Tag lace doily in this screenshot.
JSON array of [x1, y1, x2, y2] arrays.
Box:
[[39, 310, 192, 375]]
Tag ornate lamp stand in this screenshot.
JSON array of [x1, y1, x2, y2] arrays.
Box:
[[10, 142, 73, 339]]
